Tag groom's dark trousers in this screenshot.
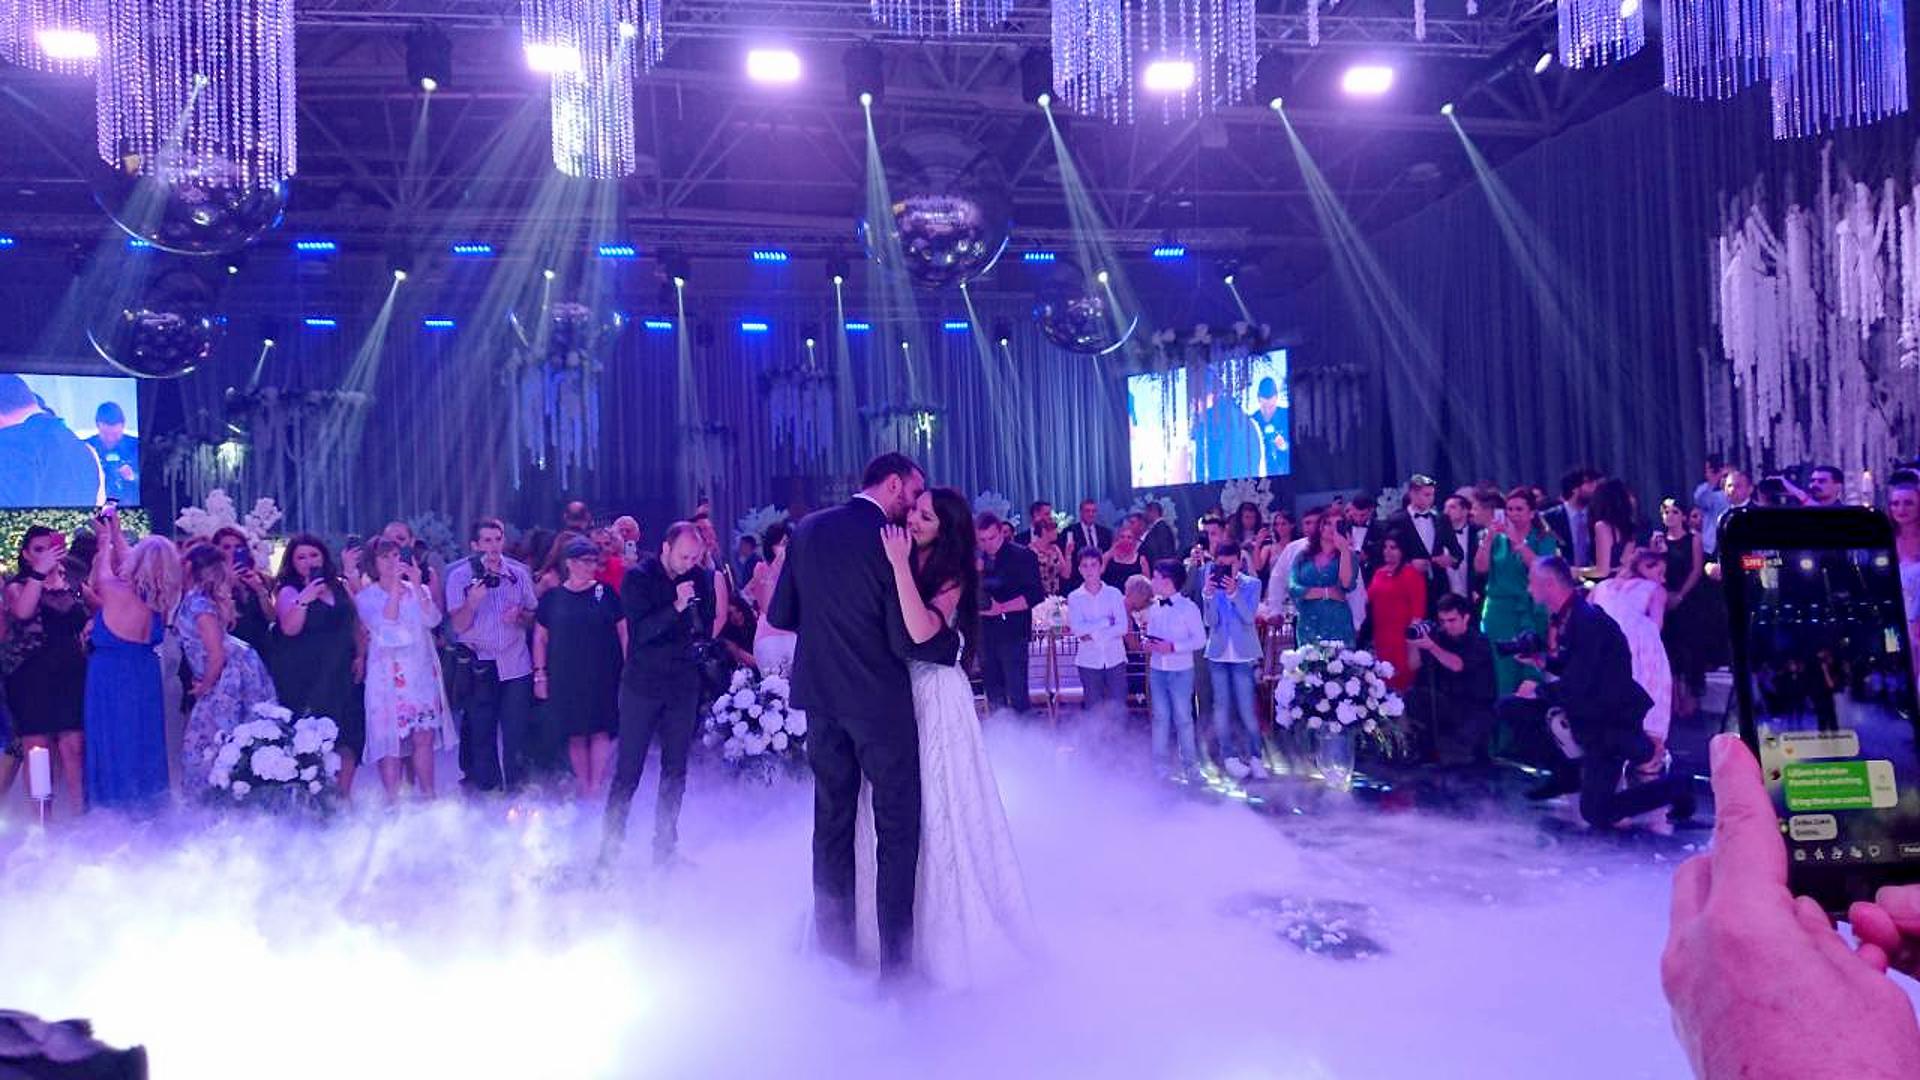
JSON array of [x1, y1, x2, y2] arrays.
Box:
[[808, 709, 921, 971]]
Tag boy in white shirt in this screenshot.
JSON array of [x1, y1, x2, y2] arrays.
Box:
[[1141, 559, 1207, 781], [1067, 548, 1129, 713]]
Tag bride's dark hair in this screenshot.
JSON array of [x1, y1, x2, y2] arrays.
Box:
[[916, 486, 980, 670]]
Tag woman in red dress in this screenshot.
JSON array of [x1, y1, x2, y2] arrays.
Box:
[[1368, 533, 1427, 692]]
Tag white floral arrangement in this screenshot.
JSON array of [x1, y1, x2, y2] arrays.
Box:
[[972, 490, 1014, 527], [735, 504, 789, 547], [1219, 478, 1275, 519], [1274, 644, 1408, 755], [1032, 595, 1070, 632], [701, 668, 809, 783], [176, 489, 282, 570], [207, 703, 342, 809]]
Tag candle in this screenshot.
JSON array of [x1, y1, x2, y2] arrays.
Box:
[[26, 745, 51, 800]]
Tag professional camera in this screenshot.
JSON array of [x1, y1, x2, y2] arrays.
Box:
[[1494, 630, 1546, 657], [1405, 619, 1435, 641], [466, 555, 501, 589]]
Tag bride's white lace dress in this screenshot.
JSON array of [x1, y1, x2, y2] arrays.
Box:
[[854, 629, 1037, 987]]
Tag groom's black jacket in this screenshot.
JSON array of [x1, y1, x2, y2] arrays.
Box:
[[768, 496, 958, 736]]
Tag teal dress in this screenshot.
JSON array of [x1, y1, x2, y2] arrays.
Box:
[[1290, 553, 1356, 647], [1480, 530, 1558, 695], [83, 611, 169, 812]]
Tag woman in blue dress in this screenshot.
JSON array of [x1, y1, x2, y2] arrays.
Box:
[[1289, 513, 1358, 647], [176, 543, 280, 787], [83, 515, 181, 811]]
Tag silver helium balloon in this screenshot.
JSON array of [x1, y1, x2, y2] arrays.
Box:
[[91, 152, 287, 256], [1033, 264, 1138, 355]]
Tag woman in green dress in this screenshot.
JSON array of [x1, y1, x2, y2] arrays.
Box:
[[1289, 513, 1358, 647], [1475, 487, 1559, 696]]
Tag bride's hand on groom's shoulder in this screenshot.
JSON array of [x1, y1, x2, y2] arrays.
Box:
[[880, 524, 912, 566]]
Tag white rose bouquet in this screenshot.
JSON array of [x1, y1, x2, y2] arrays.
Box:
[[1032, 595, 1070, 632], [701, 667, 808, 784], [1273, 643, 1408, 756], [206, 703, 342, 811]]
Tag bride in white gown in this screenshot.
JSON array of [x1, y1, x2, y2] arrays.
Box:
[[852, 486, 1037, 988]]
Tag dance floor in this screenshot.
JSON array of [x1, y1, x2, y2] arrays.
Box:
[[5, 722, 1913, 1079]]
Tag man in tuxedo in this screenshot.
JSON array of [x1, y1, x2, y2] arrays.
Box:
[[1381, 473, 1459, 613], [1542, 466, 1600, 569], [768, 452, 954, 977], [1139, 501, 1178, 564], [978, 512, 1044, 714], [1348, 494, 1382, 577], [1064, 499, 1113, 557]]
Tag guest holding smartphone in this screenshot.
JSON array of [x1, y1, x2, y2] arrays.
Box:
[[177, 542, 280, 787], [271, 535, 366, 798], [357, 538, 455, 802]]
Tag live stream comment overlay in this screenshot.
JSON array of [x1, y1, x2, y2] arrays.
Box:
[[1768, 730, 1912, 860]]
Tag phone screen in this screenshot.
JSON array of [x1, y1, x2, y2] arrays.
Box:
[[1733, 536, 1920, 888]]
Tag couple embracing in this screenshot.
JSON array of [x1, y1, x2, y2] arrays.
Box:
[[767, 453, 1035, 988]]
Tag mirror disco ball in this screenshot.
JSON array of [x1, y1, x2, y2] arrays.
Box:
[[91, 153, 287, 256], [89, 308, 219, 379], [858, 131, 1011, 289], [1033, 265, 1138, 355], [87, 266, 222, 379]]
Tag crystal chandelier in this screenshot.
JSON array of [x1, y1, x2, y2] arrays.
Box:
[[871, 0, 1012, 36], [1556, 0, 1646, 69], [96, 0, 297, 191], [1052, 0, 1258, 123], [1661, 0, 1766, 100], [1766, 0, 1908, 138], [521, 0, 663, 179], [1, 0, 97, 74]]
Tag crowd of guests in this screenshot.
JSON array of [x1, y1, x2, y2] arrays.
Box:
[[3, 454, 1916, 842], [0, 499, 772, 867]]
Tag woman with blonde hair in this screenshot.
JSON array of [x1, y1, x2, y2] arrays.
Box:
[[176, 542, 279, 784], [84, 511, 181, 811]]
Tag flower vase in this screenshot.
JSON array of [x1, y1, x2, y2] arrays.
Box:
[[1316, 726, 1356, 791]]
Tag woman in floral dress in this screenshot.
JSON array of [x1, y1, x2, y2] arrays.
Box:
[[176, 544, 280, 786], [356, 538, 456, 801]]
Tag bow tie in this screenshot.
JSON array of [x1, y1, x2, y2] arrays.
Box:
[[1155, 598, 1173, 607], [1414, 511, 1433, 519]]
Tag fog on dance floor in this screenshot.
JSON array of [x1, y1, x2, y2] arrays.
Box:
[[7, 720, 1909, 1078]]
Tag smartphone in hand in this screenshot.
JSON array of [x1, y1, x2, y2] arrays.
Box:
[[1723, 506, 1920, 910]]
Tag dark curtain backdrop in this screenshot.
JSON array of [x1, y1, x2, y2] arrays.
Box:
[[1286, 86, 1920, 505]]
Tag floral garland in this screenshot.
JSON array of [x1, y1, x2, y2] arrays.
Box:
[[972, 489, 1014, 527], [734, 504, 789, 546], [701, 669, 809, 784], [505, 302, 618, 491]]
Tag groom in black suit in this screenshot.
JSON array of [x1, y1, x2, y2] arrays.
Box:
[[768, 452, 955, 978]]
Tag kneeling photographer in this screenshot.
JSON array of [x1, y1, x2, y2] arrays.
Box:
[[601, 521, 714, 868], [1494, 557, 1696, 828], [1405, 594, 1496, 765]]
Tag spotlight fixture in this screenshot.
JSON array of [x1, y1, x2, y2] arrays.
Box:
[[293, 239, 338, 254], [942, 320, 971, 332], [422, 317, 455, 329], [1095, 269, 1110, 285], [740, 320, 771, 334], [826, 253, 850, 284], [543, 268, 556, 280], [845, 321, 872, 332], [406, 23, 452, 92], [1022, 251, 1058, 263], [596, 243, 639, 259], [1223, 273, 1235, 285], [1532, 50, 1554, 75], [1340, 64, 1395, 96], [1439, 101, 1455, 116], [1151, 244, 1188, 259], [392, 269, 408, 282], [1617, 0, 1640, 16], [523, 42, 581, 74], [746, 47, 802, 84], [992, 319, 1013, 344], [750, 249, 790, 263], [1141, 59, 1197, 94], [1019, 48, 1053, 104], [0, 236, 15, 248], [843, 41, 884, 105], [261, 337, 276, 347], [643, 319, 674, 331], [1253, 50, 1292, 111], [451, 242, 494, 257], [666, 251, 692, 285], [33, 28, 98, 63]]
